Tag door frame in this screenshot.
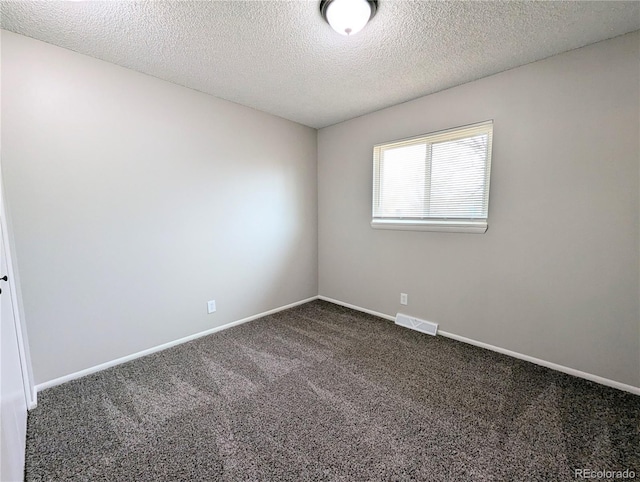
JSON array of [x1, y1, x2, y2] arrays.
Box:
[[0, 171, 36, 409]]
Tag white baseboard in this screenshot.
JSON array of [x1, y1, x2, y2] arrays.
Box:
[[35, 295, 640, 397], [35, 296, 319, 394], [318, 296, 396, 322], [28, 387, 37, 410], [318, 295, 640, 396]]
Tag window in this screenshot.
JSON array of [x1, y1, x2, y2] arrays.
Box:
[[372, 120, 493, 233]]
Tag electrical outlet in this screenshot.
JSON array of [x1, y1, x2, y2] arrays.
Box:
[[207, 300, 216, 314], [400, 293, 408, 305]]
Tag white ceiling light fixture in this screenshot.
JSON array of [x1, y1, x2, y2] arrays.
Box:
[[320, 0, 378, 36]]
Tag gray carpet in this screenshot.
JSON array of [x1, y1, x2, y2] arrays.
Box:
[[25, 300, 639, 481]]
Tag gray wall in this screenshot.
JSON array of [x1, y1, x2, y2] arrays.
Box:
[[3, 29, 639, 389], [318, 32, 640, 387], [1, 31, 318, 385]]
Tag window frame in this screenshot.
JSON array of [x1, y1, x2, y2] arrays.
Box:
[[371, 120, 494, 234]]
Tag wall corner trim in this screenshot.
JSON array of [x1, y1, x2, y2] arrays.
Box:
[[317, 295, 640, 396], [35, 296, 319, 394]]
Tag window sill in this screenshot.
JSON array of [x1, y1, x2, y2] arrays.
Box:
[[371, 219, 488, 233]]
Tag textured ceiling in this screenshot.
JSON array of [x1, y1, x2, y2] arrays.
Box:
[[1, 1, 639, 128]]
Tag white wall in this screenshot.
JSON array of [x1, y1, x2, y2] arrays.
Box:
[[318, 32, 640, 387], [1, 31, 318, 385]]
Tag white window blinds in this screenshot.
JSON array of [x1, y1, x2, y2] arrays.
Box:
[[372, 121, 493, 233]]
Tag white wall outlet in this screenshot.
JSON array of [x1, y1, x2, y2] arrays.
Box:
[[400, 293, 408, 305], [207, 300, 216, 314]]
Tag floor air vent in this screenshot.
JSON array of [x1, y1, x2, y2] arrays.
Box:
[[395, 313, 438, 336]]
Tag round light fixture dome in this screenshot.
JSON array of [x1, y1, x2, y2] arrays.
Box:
[[320, 0, 378, 36]]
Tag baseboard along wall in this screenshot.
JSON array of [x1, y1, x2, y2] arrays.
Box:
[[33, 294, 639, 404], [317, 296, 640, 396], [34, 296, 319, 395]]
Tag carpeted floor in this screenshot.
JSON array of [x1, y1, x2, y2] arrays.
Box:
[[25, 300, 639, 481]]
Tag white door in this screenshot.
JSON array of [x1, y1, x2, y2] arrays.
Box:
[[0, 212, 28, 481]]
